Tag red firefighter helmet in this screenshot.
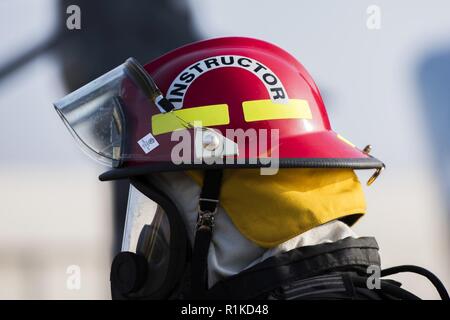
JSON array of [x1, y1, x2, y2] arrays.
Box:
[[54, 36, 385, 299], [54, 37, 384, 181]]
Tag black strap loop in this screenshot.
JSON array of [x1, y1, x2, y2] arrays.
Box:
[[198, 170, 223, 214]]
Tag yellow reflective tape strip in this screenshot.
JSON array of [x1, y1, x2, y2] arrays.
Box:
[[152, 104, 230, 135], [336, 134, 356, 147], [242, 99, 312, 122]]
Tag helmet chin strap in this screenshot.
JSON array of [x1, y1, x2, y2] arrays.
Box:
[[190, 169, 223, 299]]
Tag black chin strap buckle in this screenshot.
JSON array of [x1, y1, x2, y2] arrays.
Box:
[[197, 198, 219, 230], [197, 211, 216, 230]]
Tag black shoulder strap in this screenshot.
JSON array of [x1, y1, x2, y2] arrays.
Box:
[[207, 237, 381, 299]]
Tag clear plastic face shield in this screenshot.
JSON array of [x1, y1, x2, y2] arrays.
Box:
[[53, 58, 176, 167], [54, 64, 127, 166]]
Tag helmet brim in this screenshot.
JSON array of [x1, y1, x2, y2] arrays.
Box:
[[99, 130, 384, 181]]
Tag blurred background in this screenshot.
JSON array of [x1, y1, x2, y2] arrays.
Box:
[[0, 0, 448, 299]]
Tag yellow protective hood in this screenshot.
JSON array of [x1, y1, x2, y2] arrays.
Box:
[[188, 168, 366, 248]]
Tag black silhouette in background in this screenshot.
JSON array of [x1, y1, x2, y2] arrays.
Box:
[[0, 0, 200, 253], [57, 0, 200, 253]]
